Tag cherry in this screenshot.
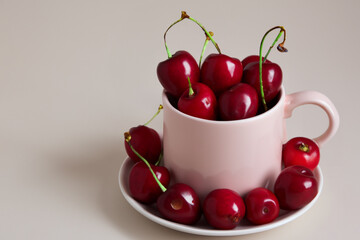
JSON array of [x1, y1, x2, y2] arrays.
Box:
[[157, 11, 219, 99], [218, 83, 259, 120], [129, 161, 170, 204], [157, 51, 200, 98], [282, 137, 320, 171], [203, 189, 245, 230], [242, 61, 282, 104], [124, 126, 161, 164], [175, 13, 242, 97], [124, 105, 163, 164], [242, 55, 271, 69], [196, 20, 243, 96], [124, 106, 201, 223], [245, 188, 280, 225], [125, 130, 170, 204], [178, 77, 217, 120], [124, 104, 163, 164], [242, 26, 287, 111], [125, 131, 169, 204], [274, 166, 318, 210], [200, 53, 243, 95], [156, 183, 201, 225]]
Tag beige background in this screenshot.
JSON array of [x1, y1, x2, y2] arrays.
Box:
[[0, 0, 358, 239]]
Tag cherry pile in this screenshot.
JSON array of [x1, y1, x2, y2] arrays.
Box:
[[123, 12, 321, 229], [157, 12, 288, 120]]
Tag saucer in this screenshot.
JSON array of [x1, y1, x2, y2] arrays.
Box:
[[118, 157, 323, 236]]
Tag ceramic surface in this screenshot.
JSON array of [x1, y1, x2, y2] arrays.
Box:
[[119, 157, 324, 236], [162, 87, 338, 198]]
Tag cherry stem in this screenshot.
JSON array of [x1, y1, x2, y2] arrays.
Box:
[[298, 143, 310, 152], [263, 27, 287, 62], [186, 15, 221, 54], [144, 104, 163, 126], [163, 11, 221, 59], [187, 76, 194, 96], [163, 11, 190, 58], [259, 26, 288, 111], [199, 31, 213, 66], [124, 132, 167, 192]]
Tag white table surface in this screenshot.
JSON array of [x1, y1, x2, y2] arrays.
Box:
[[1, 0, 358, 239]]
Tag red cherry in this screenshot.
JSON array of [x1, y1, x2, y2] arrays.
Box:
[[218, 83, 259, 120], [178, 82, 217, 120], [242, 55, 271, 69], [242, 61, 282, 103], [203, 189, 245, 230], [282, 137, 320, 171], [156, 183, 201, 225], [274, 166, 318, 210], [200, 53, 243, 95], [128, 161, 170, 204], [245, 188, 280, 225], [157, 51, 200, 98], [124, 125, 161, 164]]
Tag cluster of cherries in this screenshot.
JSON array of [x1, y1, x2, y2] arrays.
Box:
[[157, 12, 287, 120], [123, 12, 321, 229]]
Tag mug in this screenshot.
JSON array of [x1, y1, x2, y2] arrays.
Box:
[[162, 86, 339, 199]]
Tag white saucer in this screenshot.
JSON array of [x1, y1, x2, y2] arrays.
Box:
[[118, 157, 323, 236]]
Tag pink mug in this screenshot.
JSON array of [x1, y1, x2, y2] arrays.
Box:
[[162, 86, 339, 199]]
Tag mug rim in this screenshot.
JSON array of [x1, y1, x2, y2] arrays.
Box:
[[162, 85, 285, 124]]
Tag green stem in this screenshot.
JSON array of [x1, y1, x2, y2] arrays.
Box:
[[298, 143, 310, 153], [263, 31, 283, 62], [163, 11, 221, 59], [199, 32, 213, 66], [163, 11, 189, 58], [199, 38, 210, 66], [259, 41, 268, 111], [126, 137, 167, 192], [187, 76, 194, 96], [259, 26, 288, 111], [144, 104, 163, 126], [187, 16, 221, 54]]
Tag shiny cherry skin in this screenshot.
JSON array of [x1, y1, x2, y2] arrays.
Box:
[[200, 53, 243, 95], [242, 61, 282, 103], [203, 189, 245, 230], [218, 83, 259, 120], [178, 83, 217, 120], [245, 188, 280, 225], [157, 51, 200, 98], [241, 55, 271, 69], [124, 125, 161, 164], [128, 161, 170, 204], [156, 183, 201, 225], [274, 165, 318, 210], [282, 137, 320, 171]]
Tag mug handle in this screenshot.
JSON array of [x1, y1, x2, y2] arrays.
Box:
[[284, 91, 340, 148]]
